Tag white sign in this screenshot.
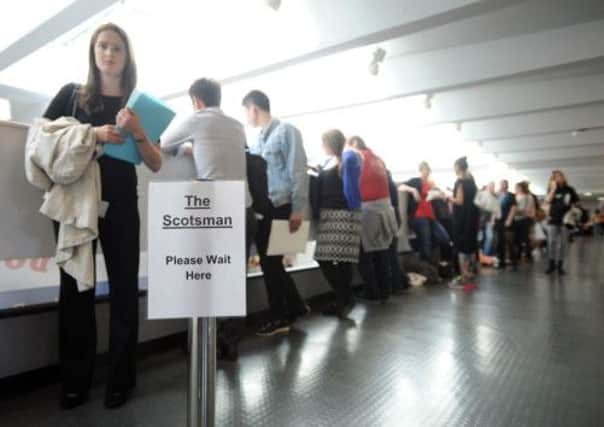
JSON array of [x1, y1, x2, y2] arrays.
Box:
[[148, 181, 246, 319]]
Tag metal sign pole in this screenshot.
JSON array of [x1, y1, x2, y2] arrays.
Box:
[[201, 317, 217, 427], [187, 318, 201, 427]]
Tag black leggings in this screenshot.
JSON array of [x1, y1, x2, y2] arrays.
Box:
[[55, 199, 140, 396], [358, 244, 392, 300], [318, 261, 354, 309]]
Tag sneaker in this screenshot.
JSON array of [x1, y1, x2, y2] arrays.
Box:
[[545, 260, 556, 274], [557, 262, 566, 275], [462, 283, 478, 292], [256, 320, 291, 337], [338, 302, 356, 319], [448, 276, 465, 290]]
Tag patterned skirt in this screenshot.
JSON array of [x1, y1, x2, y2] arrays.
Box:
[[314, 208, 362, 264]]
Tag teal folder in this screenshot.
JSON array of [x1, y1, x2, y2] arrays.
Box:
[[103, 90, 176, 164]]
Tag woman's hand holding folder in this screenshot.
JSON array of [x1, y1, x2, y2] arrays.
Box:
[[116, 107, 144, 140], [94, 125, 124, 144]]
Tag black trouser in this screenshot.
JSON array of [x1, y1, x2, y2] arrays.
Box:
[[514, 218, 531, 261], [358, 244, 392, 300], [55, 199, 140, 396], [218, 208, 258, 347], [495, 220, 517, 267], [256, 203, 306, 322], [318, 261, 354, 309], [389, 237, 408, 290]]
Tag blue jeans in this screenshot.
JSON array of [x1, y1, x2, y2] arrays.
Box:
[[410, 217, 451, 263], [482, 222, 495, 256]]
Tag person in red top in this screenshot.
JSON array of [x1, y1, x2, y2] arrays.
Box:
[[399, 161, 451, 265], [358, 145, 390, 201], [348, 136, 398, 301]]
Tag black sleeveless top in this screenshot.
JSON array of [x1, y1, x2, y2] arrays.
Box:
[[43, 83, 138, 203]]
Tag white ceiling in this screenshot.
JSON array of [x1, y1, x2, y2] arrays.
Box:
[[1, 0, 603, 198]]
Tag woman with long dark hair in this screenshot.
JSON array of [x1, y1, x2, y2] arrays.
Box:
[[43, 23, 161, 409], [312, 129, 362, 318]]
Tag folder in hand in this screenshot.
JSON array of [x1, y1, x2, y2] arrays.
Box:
[[103, 90, 176, 164], [267, 220, 310, 256]]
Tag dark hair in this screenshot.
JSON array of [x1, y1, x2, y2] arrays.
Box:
[[322, 129, 346, 158], [242, 90, 270, 112], [454, 156, 468, 172], [517, 181, 529, 194], [323, 129, 346, 175], [189, 78, 221, 107], [80, 23, 137, 114], [348, 135, 368, 150]]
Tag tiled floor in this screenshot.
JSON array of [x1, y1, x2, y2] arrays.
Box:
[[2, 237, 604, 426]]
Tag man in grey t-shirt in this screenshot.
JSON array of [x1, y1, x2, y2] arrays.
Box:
[[161, 78, 255, 360]]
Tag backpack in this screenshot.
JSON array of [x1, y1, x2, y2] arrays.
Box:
[[246, 152, 271, 216]]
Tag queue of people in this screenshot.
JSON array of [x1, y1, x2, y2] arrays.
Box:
[[30, 22, 585, 411]]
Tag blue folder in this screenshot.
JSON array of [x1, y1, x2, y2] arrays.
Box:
[[103, 90, 176, 164]]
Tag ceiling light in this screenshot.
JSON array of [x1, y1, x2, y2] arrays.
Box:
[[424, 94, 433, 110], [265, 0, 282, 10], [372, 47, 386, 63], [584, 192, 593, 197], [368, 47, 386, 76]]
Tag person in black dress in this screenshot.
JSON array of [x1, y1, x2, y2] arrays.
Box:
[[43, 23, 162, 409], [448, 156, 479, 289]]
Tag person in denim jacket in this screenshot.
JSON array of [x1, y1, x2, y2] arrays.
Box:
[[242, 90, 310, 336]]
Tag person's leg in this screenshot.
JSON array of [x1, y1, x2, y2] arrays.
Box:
[[520, 219, 530, 261], [217, 208, 258, 359], [410, 217, 431, 262], [495, 221, 506, 268], [339, 262, 356, 306], [483, 222, 494, 256], [271, 204, 308, 321], [546, 224, 559, 273], [389, 237, 405, 291], [374, 249, 392, 301], [432, 219, 452, 265], [255, 207, 289, 322], [257, 204, 307, 328], [512, 221, 523, 268], [457, 252, 478, 284], [506, 224, 518, 269], [358, 243, 379, 299], [319, 261, 346, 309], [98, 202, 140, 402], [54, 222, 97, 408], [558, 226, 569, 274], [525, 219, 534, 261]]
